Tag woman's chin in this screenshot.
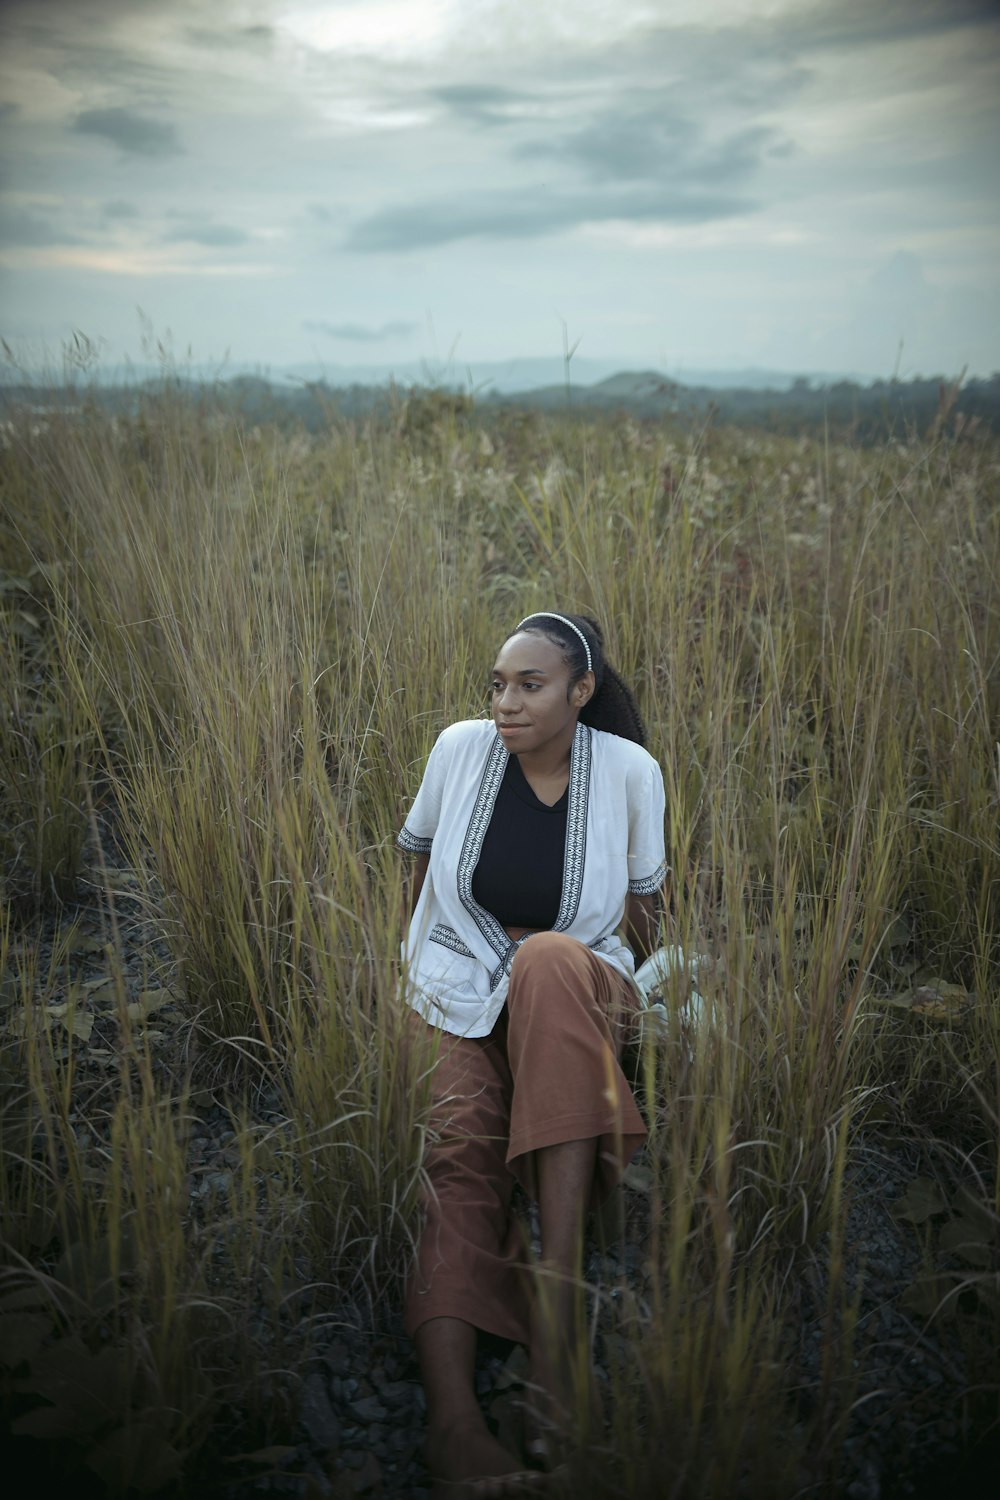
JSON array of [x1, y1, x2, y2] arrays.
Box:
[[497, 726, 530, 747]]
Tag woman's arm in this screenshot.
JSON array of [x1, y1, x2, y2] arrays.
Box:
[[622, 750, 670, 965], [405, 851, 431, 919], [622, 870, 672, 965], [622, 893, 658, 965]]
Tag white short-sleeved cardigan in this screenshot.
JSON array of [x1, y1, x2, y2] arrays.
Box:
[[397, 719, 667, 1038]]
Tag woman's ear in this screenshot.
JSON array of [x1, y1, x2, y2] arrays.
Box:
[[573, 670, 596, 708]]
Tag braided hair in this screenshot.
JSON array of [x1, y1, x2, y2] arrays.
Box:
[[514, 611, 647, 746]]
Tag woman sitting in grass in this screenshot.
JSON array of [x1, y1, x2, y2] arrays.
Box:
[[398, 610, 667, 1497]]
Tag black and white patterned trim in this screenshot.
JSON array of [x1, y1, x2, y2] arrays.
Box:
[[493, 932, 532, 988], [429, 923, 475, 959], [627, 860, 668, 896], [456, 734, 512, 964], [397, 825, 433, 854], [551, 723, 590, 933]]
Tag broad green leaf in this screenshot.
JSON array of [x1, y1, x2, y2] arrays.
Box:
[[12, 1340, 122, 1437], [950, 1185, 998, 1236], [58, 928, 105, 956], [490, 1344, 529, 1391], [893, 1177, 948, 1223], [0, 1313, 50, 1368], [126, 989, 175, 1022], [12, 1402, 91, 1439], [623, 1162, 655, 1193], [86, 1421, 181, 1492], [874, 993, 916, 1012], [939, 1216, 993, 1267], [64, 1010, 94, 1041], [44, 1002, 94, 1041], [87, 984, 120, 1008], [901, 1274, 958, 1320], [0, 1284, 52, 1312], [99, 868, 141, 892]]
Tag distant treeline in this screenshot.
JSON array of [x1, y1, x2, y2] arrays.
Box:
[[2, 369, 998, 440], [644, 372, 1000, 440]]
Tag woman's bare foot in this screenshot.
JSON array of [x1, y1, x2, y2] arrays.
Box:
[[426, 1412, 544, 1498]]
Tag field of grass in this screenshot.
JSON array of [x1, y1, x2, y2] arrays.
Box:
[[1, 386, 998, 1496]]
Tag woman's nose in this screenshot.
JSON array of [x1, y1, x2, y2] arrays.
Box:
[[497, 684, 519, 713]]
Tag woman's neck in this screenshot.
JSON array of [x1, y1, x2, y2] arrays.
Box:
[[515, 731, 575, 803]]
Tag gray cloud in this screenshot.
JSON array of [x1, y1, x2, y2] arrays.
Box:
[[345, 181, 751, 253], [620, 0, 999, 88], [303, 319, 418, 342], [532, 107, 700, 183], [0, 206, 79, 246], [517, 100, 786, 190], [335, 25, 803, 257], [348, 94, 779, 252], [183, 21, 275, 49], [0, 102, 19, 123], [782, 0, 1000, 51], [432, 84, 533, 127], [73, 106, 182, 157], [162, 220, 248, 246], [102, 198, 139, 219]]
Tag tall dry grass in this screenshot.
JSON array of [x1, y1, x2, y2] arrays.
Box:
[[1, 387, 997, 1493]]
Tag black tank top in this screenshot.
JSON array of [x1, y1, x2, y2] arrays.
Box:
[[471, 755, 567, 929]]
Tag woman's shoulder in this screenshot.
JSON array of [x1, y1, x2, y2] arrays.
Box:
[[432, 718, 497, 757]]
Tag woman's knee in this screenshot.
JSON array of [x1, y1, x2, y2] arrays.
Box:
[[507, 933, 599, 1023], [509, 930, 589, 982]]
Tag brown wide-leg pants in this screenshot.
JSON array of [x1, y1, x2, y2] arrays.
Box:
[[404, 931, 647, 1346]]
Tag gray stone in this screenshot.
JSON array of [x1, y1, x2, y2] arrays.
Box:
[[350, 1394, 389, 1423], [323, 1339, 351, 1376], [300, 1371, 341, 1452], [378, 1379, 416, 1410]]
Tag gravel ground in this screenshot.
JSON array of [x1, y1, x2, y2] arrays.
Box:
[[4, 830, 997, 1498], [215, 1142, 992, 1500]]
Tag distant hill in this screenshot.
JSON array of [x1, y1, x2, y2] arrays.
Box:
[[0, 354, 860, 396], [1, 365, 996, 439]]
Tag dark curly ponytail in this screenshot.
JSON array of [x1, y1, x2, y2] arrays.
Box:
[[514, 611, 647, 746]]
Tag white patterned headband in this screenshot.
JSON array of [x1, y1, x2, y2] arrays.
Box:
[[516, 612, 593, 674]]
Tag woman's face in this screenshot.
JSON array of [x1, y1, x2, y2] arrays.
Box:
[[490, 631, 594, 758]]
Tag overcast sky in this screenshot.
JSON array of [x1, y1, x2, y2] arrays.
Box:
[[1, 0, 998, 381]]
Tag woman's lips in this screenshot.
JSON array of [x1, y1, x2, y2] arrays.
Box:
[[498, 724, 528, 735]]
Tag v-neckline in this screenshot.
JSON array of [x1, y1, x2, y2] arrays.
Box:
[[506, 754, 569, 812], [455, 723, 593, 982]]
